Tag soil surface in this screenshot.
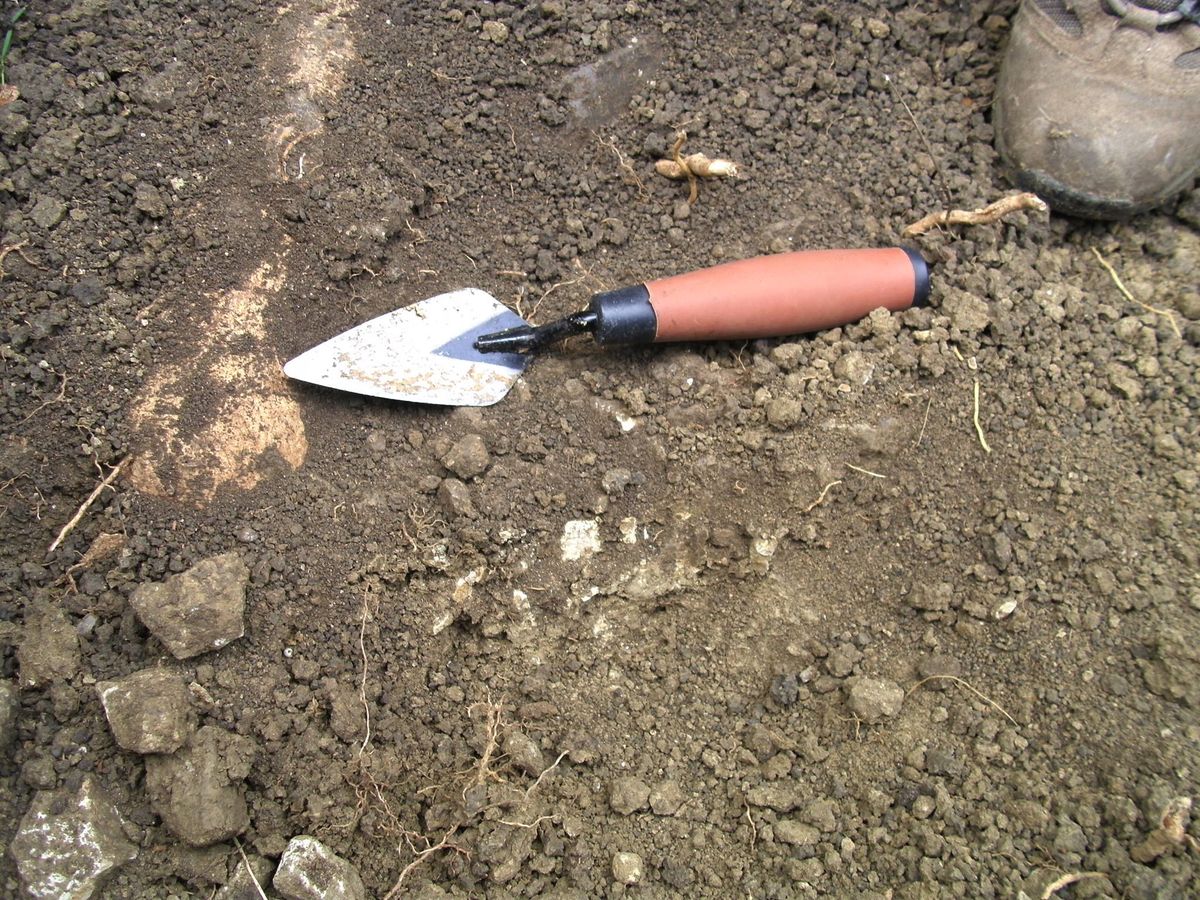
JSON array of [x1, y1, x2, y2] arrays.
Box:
[[2, 1, 1199, 898]]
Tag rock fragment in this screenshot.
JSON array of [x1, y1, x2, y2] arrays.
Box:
[[612, 851, 644, 885], [649, 780, 684, 816], [502, 730, 545, 777], [10, 777, 137, 899], [273, 836, 366, 900], [17, 600, 80, 687], [129, 553, 248, 659], [442, 434, 490, 479], [437, 477, 476, 518], [609, 776, 650, 815], [846, 677, 905, 724], [145, 725, 255, 846], [97, 667, 196, 754], [0, 679, 17, 755]]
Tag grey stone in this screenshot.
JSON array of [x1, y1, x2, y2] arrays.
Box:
[[601, 467, 632, 494], [775, 820, 820, 845], [10, 776, 137, 899], [1053, 819, 1088, 857], [130, 553, 248, 659], [611, 851, 644, 885], [30, 196, 67, 228], [437, 478, 476, 518], [825, 642, 862, 678], [133, 182, 167, 218], [97, 667, 195, 754], [481, 20, 509, 43], [145, 725, 254, 846], [609, 776, 650, 815], [846, 677, 905, 724], [502, 730, 545, 777], [442, 434, 490, 479], [17, 600, 80, 687], [273, 836, 366, 900], [649, 779, 684, 816], [0, 679, 18, 754]]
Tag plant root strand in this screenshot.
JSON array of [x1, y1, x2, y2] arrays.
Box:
[[903, 192, 1048, 237]]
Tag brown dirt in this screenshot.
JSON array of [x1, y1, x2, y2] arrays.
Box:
[[2, 1, 1199, 897]]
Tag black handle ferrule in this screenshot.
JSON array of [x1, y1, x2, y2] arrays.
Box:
[[589, 284, 657, 345]]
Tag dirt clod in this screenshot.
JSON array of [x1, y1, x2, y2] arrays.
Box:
[[145, 726, 255, 846], [846, 677, 905, 724]]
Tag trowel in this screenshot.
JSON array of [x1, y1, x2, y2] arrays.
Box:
[[284, 247, 930, 407]]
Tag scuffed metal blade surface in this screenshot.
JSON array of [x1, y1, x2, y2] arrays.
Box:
[[284, 289, 530, 406]]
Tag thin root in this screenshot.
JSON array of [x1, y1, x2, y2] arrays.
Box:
[[47, 454, 132, 554], [599, 133, 648, 199], [1091, 247, 1181, 340], [0, 239, 42, 279], [906, 675, 1017, 727], [903, 192, 1048, 237], [1040, 871, 1111, 899], [845, 463, 886, 479], [972, 379, 991, 454], [383, 827, 466, 900], [234, 838, 269, 900], [803, 480, 842, 513]]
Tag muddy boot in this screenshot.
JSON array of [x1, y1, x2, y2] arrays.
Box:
[[994, 0, 1200, 219]]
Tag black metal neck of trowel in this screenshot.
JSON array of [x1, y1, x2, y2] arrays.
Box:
[[472, 310, 599, 354], [474, 285, 658, 354]]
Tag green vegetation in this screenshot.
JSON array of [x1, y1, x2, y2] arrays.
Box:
[[0, 7, 27, 87]]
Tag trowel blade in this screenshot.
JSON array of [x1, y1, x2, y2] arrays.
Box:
[[284, 288, 530, 407]]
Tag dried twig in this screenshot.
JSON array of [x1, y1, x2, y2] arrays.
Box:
[[1040, 871, 1110, 899], [1091, 247, 1181, 340], [972, 379, 991, 454], [903, 192, 1049, 237], [47, 454, 131, 554], [906, 674, 1017, 726]]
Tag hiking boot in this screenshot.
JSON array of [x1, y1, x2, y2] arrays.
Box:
[[993, 0, 1200, 219]]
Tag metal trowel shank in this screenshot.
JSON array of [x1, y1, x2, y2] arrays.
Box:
[[283, 289, 530, 407]]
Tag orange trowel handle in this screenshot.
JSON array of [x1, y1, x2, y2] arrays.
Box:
[[589, 247, 929, 345]]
